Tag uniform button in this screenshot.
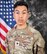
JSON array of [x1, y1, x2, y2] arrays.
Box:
[[31, 37, 33, 40]]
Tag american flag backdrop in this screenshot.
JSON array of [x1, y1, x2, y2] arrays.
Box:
[[0, 0, 16, 54]]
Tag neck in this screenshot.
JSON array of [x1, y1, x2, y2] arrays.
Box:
[[16, 23, 27, 29]]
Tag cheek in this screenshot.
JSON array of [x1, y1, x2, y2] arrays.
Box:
[[24, 17, 29, 22], [24, 14, 29, 20], [13, 14, 18, 20]]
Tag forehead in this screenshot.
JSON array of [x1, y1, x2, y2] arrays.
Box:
[[14, 6, 28, 11]]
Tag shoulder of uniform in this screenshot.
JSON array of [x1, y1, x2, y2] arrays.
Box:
[[28, 25, 39, 33], [6, 27, 16, 37], [28, 25, 42, 37], [28, 26, 45, 48]]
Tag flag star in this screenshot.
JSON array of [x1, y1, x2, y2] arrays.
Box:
[[6, 16, 8, 18], [12, 8, 14, 10], [6, 5, 8, 7], [6, 9, 8, 11], [6, 19, 9, 22], [0, 13, 2, 15], [0, 5, 2, 7], [13, 19, 15, 21], [1, 1, 2, 3], [3, 9, 5, 11], [10, 16, 12, 18], [12, 5, 14, 7], [11, 0, 13, 3], [0, 9, 2, 11], [6, 12, 8, 15], [9, 5, 11, 7], [12, 1, 13, 3], [6, 1, 8, 4], [10, 19, 12, 21], [9, 9, 11, 11], [3, 12, 5, 14], [4, 1, 5, 3], [10, 12, 12, 14], [8, 1, 10, 3], [3, 5, 5, 7], [3, 16, 5, 18], [10, 22, 12, 25]]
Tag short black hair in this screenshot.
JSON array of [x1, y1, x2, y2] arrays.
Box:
[[14, 1, 28, 10]]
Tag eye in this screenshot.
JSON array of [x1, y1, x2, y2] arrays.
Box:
[[15, 11, 19, 14], [22, 12, 27, 14], [23, 12, 26, 14], [14, 10, 19, 14]]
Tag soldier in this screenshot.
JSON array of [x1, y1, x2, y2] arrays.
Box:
[[5, 1, 45, 54]]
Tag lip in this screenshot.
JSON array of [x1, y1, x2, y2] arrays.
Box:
[[18, 19, 24, 22]]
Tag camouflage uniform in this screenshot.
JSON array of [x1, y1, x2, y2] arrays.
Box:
[[5, 25, 45, 54]]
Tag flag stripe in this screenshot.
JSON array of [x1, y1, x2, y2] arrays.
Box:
[[1, 38, 6, 47], [0, 33, 6, 40], [0, 18, 11, 31], [0, 23, 8, 33], [0, 1, 16, 54], [1, 47, 6, 54], [1, 43, 6, 51], [0, 28, 6, 37]]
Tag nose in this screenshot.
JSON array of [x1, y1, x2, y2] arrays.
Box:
[[19, 13, 23, 18]]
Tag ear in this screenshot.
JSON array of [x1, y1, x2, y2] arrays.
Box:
[[28, 11, 31, 19], [28, 11, 31, 18]]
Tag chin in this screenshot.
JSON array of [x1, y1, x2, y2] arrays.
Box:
[[18, 23, 24, 26]]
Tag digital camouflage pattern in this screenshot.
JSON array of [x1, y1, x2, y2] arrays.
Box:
[[5, 25, 45, 54]]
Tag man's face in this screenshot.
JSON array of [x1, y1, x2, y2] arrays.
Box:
[[13, 6, 29, 25]]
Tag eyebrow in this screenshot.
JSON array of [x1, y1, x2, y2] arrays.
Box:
[[23, 10, 27, 12], [14, 10, 19, 12], [14, 9, 27, 12]]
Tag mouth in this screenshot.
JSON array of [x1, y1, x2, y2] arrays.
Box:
[[18, 19, 24, 22]]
